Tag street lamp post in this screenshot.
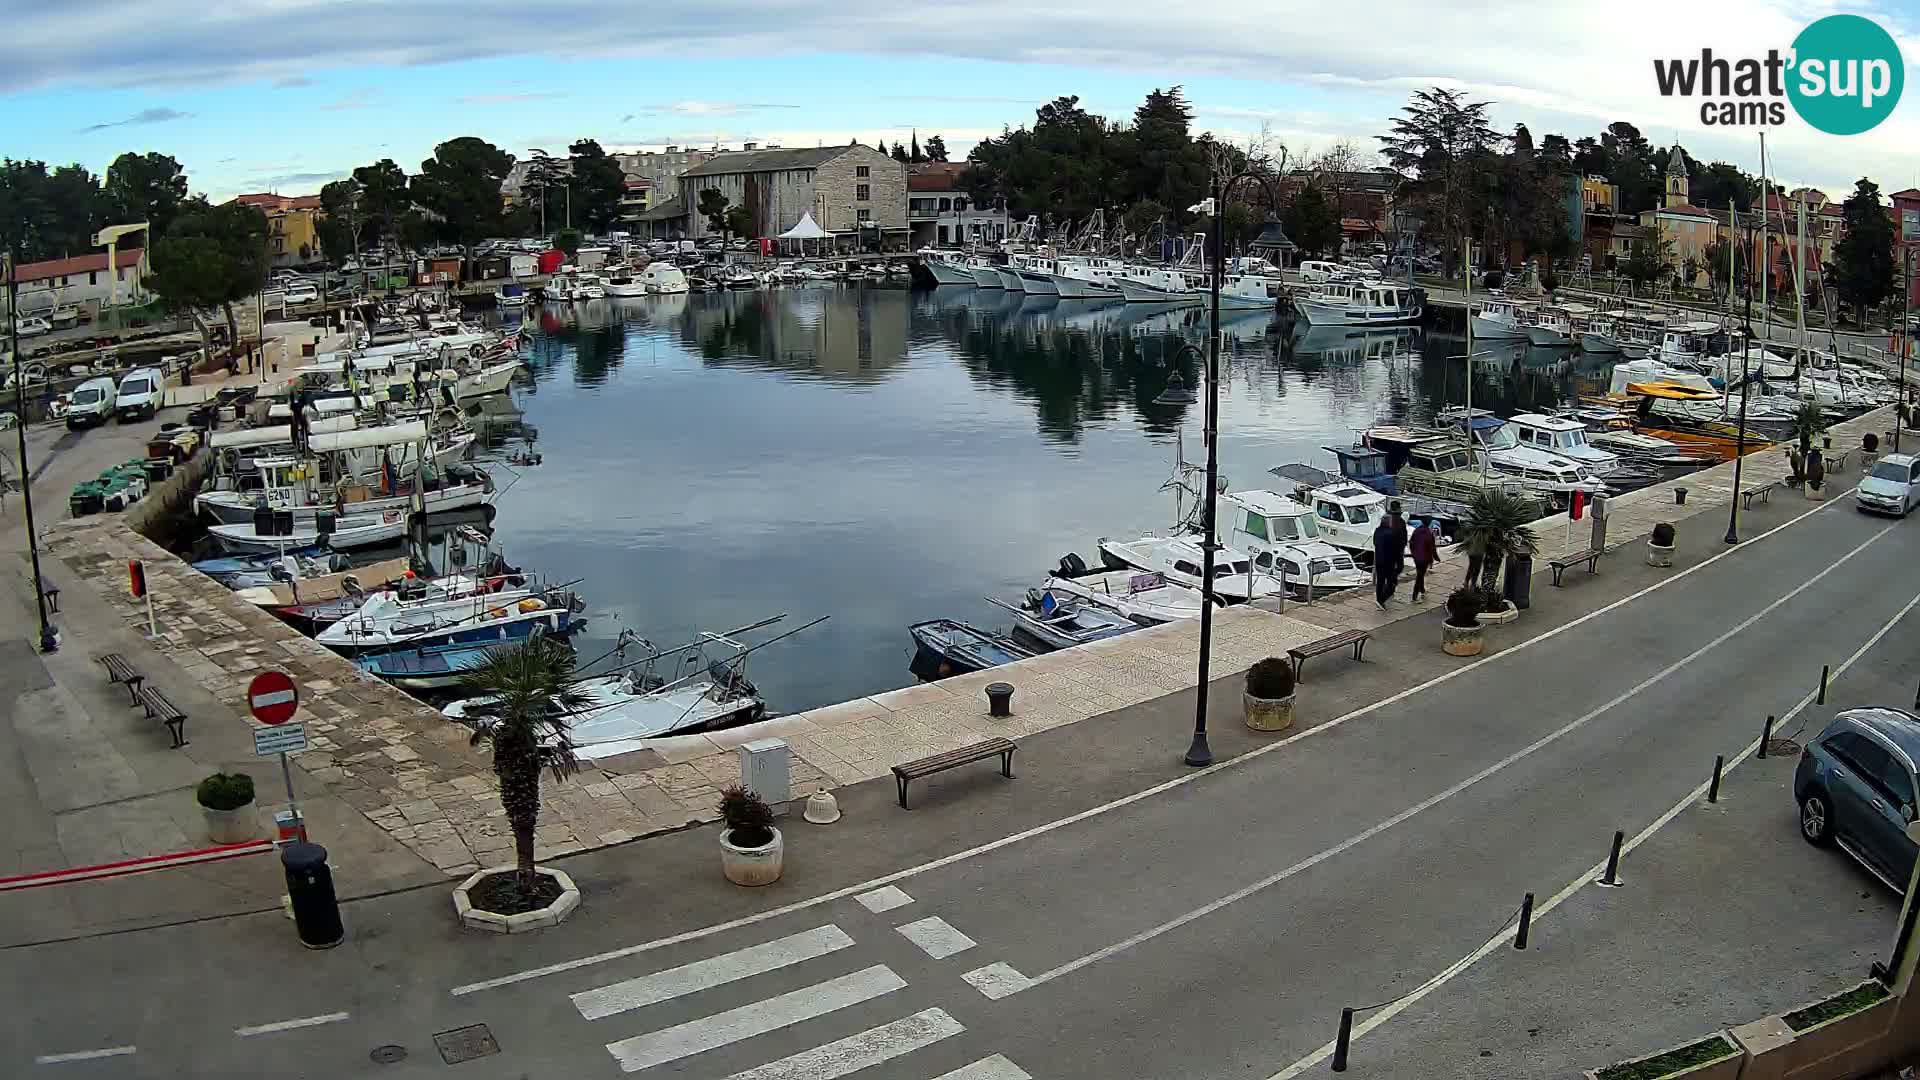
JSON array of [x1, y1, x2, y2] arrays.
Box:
[[1725, 219, 1758, 545], [1185, 164, 1279, 768], [5, 252, 60, 652]]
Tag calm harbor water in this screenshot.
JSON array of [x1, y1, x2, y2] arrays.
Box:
[[478, 286, 1610, 713]]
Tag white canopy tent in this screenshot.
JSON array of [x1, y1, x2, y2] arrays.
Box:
[[776, 212, 834, 257]]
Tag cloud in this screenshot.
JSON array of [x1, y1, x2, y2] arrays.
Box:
[[321, 88, 378, 111], [78, 106, 190, 133], [643, 101, 800, 116], [455, 90, 567, 105], [273, 74, 313, 88]]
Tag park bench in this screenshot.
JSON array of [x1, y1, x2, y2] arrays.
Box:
[[893, 737, 1015, 809], [134, 685, 188, 748], [1549, 548, 1603, 586], [1741, 481, 1779, 510], [98, 653, 145, 703], [1287, 629, 1371, 681]]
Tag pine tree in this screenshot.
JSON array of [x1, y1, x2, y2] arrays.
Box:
[[1832, 178, 1896, 324], [910, 133, 924, 163]]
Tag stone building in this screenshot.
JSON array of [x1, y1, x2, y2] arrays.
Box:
[[1637, 144, 1718, 284], [677, 144, 908, 250]]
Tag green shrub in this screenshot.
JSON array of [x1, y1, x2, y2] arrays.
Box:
[[1652, 522, 1675, 546], [1445, 587, 1484, 628], [1245, 657, 1296, 699], [196, 772, 255, 811], [1784, 981, 1888, 1031], [719, 784, 775, 848], [1594, 1035, 1737, 1080]]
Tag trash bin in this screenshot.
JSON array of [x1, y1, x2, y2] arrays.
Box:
[[1502, 554, 1532, 610], [281, 842, 344, 949]]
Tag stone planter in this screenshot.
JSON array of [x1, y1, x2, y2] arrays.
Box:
[[1647, 541, 1675, 568], [1806, 484, 1826, 501], [453, 866, 581, 933], [1476, 600, 1518, 626], [1243, 691, 1296, 733], [1581, 1033, 1742, 1080], [720, 826, 784, 886], [1442, 622, 1484, 656], [202, 803, 257, 844]]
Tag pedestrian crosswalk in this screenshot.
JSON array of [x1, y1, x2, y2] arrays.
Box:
[[566, 895, 1032, 1078]]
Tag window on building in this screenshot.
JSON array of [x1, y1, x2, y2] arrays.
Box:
[[856, 184, 870, 202], [857, 209, 872, 222], [89, 271, 97, 285], [856, 165, 870, 178], [938, 198, 951, 212]]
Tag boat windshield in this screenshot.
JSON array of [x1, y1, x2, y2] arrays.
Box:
[[1345, 504, 1371, 524], [1480, 425, 1519, 450], [1267, 512, 1320, 541]]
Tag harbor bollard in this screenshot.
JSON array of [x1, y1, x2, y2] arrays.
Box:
[[1760, 715, 1775, 758], [1708, 755, 1724, 803], [1514, 892, 1534, 950], [985, 682, 1015, 718], [1331, 1008, 1355, 1072], [1674, 486, 1688, 505], [282, 842, 344, 949], [1818, 664, 1830, 705], [1597, 830, 1625, 887]]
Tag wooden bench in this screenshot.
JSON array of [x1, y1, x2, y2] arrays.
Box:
[[1549, 548, 1602, 586], [893, 737, 1015, 809], [1288, 629, 1371, 680], [1741, 481, 1779, 510], [134, 685, 188, 748], [98, 653, 145, 703]]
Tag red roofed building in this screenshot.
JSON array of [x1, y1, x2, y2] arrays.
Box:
[[906, 163, 1008, 248], [1892, 189, 1920, 309], [228, 192, 326, 267], [1635, 143, 1720, 284], [2, 248, 150, 315]]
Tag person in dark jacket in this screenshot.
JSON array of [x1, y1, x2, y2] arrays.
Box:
[[1409, 518, 1439, 601], [1373, 515, 1407, 608]]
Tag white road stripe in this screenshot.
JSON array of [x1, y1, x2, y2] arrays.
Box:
[[961, 963, 1032, 1000], [854, 886, 913, 913], [35, 1047, 136, 1064], [574, 925, 855, 1021], [233, 1012, 350, 1037], [933, 1055, 1035, 1080], [895, 916, 976, 959], [1263, 574, 1920, 1080], [720, 1007, 963, 1080], [605, 964, 906, 1073], [1014, 522, 1895, 995], [450, 484, 1859, 998]]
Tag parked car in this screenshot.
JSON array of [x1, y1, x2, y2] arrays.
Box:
[[284, 283, 320, 304], [65, 376, 119, 429], [1796, 708, 1920, 891], [114, 367, 165, 422], [1855, 454, 1920, 517], [17, 315, 53, 337]]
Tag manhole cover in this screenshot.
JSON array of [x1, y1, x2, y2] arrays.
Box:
[[434, 1024, 500, 1065], [369, 1045, 407, 1065]]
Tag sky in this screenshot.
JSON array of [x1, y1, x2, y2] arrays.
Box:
[[3, 0, 1918, 204]]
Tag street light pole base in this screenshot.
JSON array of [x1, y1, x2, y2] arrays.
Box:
[[1184, 732, 1213, 768], [1723, 527, 1739, 545], [38, 625, 60, 654]]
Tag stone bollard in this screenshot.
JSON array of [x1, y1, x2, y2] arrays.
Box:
[[986, 682, 1015, 718]]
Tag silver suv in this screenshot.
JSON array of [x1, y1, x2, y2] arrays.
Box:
[[1795, 708, 1920, 891]]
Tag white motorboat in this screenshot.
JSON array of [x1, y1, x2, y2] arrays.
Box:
[[1469, 297, 1530, 340], [208, 507, 409, 554], [1655, 321, 1721, 366], [447, 358, 517, 400], [1504, 412, 1622, 475], [1096, 535, 1292, 603], [1043, 557, 1211, 623], [604, 270, 650, 297], [1007, 252, 1060, 295], [1292, 279, 1421, 326], [641, 262, 690, 294], [989, 593, 1141, 649], [1048, 256, 1127, 299], [195, 467, 490, 525], [572, 272, 608, 300], [1526, 305, 1576, 347], [917, 249, 977, 287], [1116, 267, 1208, 305], [961, 256, 1003, 288], [1292, 481, 1391, 560], [1216, 489, 1372, 596], [493, 284, 529, 307], [318, 586, 576, 650], [1445, 410, 1609, 496]]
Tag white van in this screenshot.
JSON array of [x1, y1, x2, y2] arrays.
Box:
[[1297, 260, 1344, 284], [66, 376, 120, 429], [114, 367, 164, 422]]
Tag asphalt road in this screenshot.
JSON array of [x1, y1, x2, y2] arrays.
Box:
[[4, 488, 1915, 1079]]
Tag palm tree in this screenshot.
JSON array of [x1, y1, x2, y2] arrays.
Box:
[[1787, 399, 1825, 482], [461, 638, 588, 900], [1459, 489, 1540, 593]]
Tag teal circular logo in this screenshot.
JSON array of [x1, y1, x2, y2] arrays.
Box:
[[1787, 14, 1903, 135]]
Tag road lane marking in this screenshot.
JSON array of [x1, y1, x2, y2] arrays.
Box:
[[933, 1055, 1035, 1080], [34, 1047, 136, 1064], [573, 925, 855, 1021], [720, 1007, 963, 1080], [961, 963, 1033, 1000], [895, 916, 976, 960], [605, 964, 905, 1073], [854, 886, 914, 913], [1008, 522, 1894, 994], [1263, 575, 1920, 1080], [234, 1012, 350, 1037], [450, 488, 1857, 998]]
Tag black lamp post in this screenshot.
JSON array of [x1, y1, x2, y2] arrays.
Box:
[[1725, 220, 1758, 545], [1185, 165, 1280, 768], [5, 252, 59, 652]]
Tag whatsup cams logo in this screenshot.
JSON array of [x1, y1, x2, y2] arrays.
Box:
[[1652, 14, 1904, 134]]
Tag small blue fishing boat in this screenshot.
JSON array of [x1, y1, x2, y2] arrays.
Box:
[[193, 547, 335, 587], [908, 619, 1036, 680], [355, 638, 523, 691]]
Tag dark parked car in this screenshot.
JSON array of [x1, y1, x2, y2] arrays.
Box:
[[1795, 708, 1920, 890]]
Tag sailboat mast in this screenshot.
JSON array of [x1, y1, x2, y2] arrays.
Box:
[[1759, 132, 1770, 351]]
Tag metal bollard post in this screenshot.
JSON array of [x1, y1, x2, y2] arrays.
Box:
[[1818, 664, 1830, 705], [1759, 715, 1775, 759], [1597, 830, 1625, 887], [1514, 893, 1534, 950], [1708, 755, 1724, 803], [1331, 1008, 1354, 1072], [1912, 680, 1918, 712]]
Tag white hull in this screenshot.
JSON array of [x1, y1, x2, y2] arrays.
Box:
[[1470, 315, 1528, 340], [1049, 274, 1090, 299], [923, 259, 977, 286], [209, 513, 408, 554], [1044, 571, 1207, 624], [1294, 299, 1419, 326], [1119, 279, 1201, 305], [1579, 332, 1621, 353], [604, 283, 649, 297], [1015, 270, 1058, 295], [1527, 325, 1572, 347], [1217, 290, 1275, 310], [994, 269, 1023, 291], [969, 267, 1003, 288], [493, 291, 528, 307], [453, 360, 517, 400], [197, 481, 488, 525]]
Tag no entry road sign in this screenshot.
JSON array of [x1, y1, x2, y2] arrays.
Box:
[[247, 671, 299, 726]]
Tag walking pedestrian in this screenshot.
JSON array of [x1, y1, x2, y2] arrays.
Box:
[[1409, 518, 1438, 601], [1373, 513, 1407, 609]]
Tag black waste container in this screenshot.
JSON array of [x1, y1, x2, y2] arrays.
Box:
[[281, 842, 344, 949], [314, 510, 337, 538], [1502, 553, 1533, 610], [253, 503, 276, 536], [273, 509, 296, 536]]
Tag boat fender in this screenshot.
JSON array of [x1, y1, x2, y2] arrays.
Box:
[[1058, 552, 1088, 577], [516, 598, 545, 614]]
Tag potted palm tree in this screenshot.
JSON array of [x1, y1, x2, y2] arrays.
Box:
[[1443, 587, 1486, 655], [1243, 657, 1296, 732], [1787, 399, 1824, 493], [1460, 490, 1537, 623], [196, 772, 256, 844], [719, 785, 784, 886], [451, 638, 588, 932], [1648, 521, 1676, 567]]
